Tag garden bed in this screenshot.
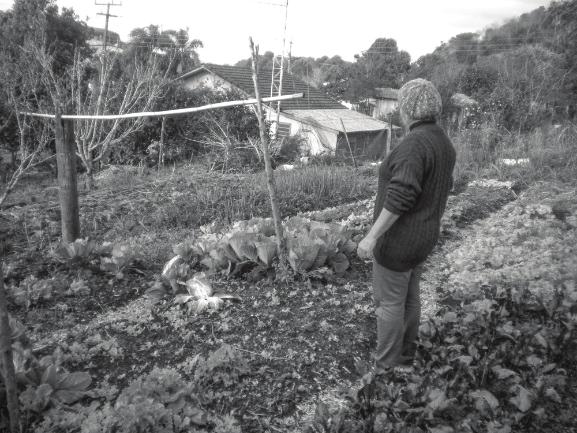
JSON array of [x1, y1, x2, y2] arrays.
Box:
[[2, 178, 541, 433]]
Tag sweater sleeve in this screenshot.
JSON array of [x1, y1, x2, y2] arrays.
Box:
[[382, 142, 425, 215]]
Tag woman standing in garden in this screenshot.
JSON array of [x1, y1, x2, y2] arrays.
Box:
[[357, 79, 456, 368]]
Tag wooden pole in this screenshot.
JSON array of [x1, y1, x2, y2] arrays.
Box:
[[249, 37, 286, 257], [0, 256, 20, 433], [55, 112, 80, 243], [339, 118, 357, 168]]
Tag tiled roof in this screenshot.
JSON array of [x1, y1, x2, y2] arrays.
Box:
[[374, 87, 399, 100], [283, 109, 398, 133], [180, 64, 346, 111]]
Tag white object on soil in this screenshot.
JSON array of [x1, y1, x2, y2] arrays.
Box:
[[468, 179, 514, 189], [499, 158, 530, 167]]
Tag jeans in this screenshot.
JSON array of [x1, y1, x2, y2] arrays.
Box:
[[372, 260, 422, 367]]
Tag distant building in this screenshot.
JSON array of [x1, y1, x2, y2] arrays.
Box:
[[179, 64, 399, 159], [372, 88, 399, 119], [354, 88, 399, 120]]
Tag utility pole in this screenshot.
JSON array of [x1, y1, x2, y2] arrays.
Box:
[[95, 0, 121, 51]]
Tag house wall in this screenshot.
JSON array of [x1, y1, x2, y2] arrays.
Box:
[[271, 110, 338, 155], [182, 71, 235, 92], [373, 99, 398, 119]]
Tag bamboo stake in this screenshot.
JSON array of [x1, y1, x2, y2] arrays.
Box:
[[0, 255, 20, 433], [249, 37, 286, 258], [21, 93, 304, 120], [339, 118, 357, 168]]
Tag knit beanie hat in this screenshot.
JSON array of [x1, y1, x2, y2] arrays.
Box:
[[398, 78, 442, 121]]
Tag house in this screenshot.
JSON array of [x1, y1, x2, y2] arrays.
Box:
[[354, 88, 399, 120], [179, 64, 399, 159]]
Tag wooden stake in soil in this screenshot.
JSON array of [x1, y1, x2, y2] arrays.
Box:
[[249, 37, 286, 257], [0, 257, 20, 433], [55, 112, 80, 243]]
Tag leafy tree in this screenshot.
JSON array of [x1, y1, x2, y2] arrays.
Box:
[[123, 25, 203, 77], [409, 0, 577, 127], [235, 50, 274, 70], [113, 85, 262, 166], [347, 38, 411, 102], [290, 55, 353, 100], [234, 38, 411, 104]]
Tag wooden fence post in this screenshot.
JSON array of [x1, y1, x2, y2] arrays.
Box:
[[55, 112, 80, 243], [0, 256, 20, 433]]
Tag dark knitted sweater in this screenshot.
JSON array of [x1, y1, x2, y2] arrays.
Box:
[[373, 120, 456, 271]]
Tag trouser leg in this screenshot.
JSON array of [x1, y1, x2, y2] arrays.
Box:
[[401, 265, 422, 361], [372, 261, 412, 367]]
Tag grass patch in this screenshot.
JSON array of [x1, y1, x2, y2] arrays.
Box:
[[451, 122, 577, 189]]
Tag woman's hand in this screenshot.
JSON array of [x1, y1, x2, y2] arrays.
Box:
[[357, 235, 377, 261]]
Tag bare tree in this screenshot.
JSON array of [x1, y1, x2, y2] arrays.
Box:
[[0, 41, 54, 208], [194, 116, 264, 173], [65, 49, 175, 189], [28, 37, 176, 189]]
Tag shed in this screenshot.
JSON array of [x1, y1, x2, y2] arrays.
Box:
[[372, 87, 399, 119], [179, 64, 398, 159]]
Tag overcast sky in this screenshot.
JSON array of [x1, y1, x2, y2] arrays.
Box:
[[0, 0, 553, 64]]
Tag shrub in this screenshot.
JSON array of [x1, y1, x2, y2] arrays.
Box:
[[450, 120, 503, 187], [94, 164, 149, 189], [270, 134, 308, 164]]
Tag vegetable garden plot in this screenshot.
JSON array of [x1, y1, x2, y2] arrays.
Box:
[[4, 181, 574, 433]]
